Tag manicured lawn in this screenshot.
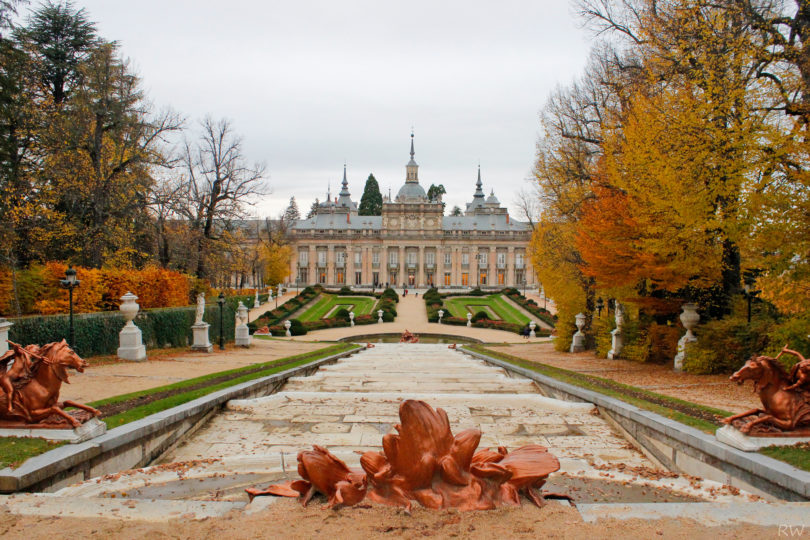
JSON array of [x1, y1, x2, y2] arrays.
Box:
[[443, 294, 530, 325], [0, 438, 64, 469], [297, 295, 377, 322]]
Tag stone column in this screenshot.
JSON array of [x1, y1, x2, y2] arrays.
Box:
[[507, 246, 515, 287], [327, 245, 335, 286], [0, 318, 12, 356], [418, 246, 425, 287], [118, 292, 147, 362], [472, 246, 479, 288], [489, 248, 496, 287], [436, 246, 444, 288], [308, 245, 316, 285], [346, 245, 355, 287], [399, 246, 405, 288]]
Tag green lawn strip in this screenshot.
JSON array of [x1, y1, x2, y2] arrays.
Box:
[[0, 438, 65, 469], [489, 295, 531, 325], [299, 295, 376, 321], [443, 295, 528, 325], [87, 343, 353, 410], [760, 445, 810, 472], [469, 345, 729, 433]]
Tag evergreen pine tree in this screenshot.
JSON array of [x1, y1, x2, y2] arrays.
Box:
[[358, 173, 383, 216], [283, 196, 301, 222], [306, 198, 319, 219]]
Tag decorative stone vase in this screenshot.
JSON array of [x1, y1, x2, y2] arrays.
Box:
[[438, 310, 444, 324], [117, 292, 146, 361], [570, 312, 586, 353], [349, 311, 355, 327], [608, 302, 624, 360], [529, 321, 537, 338], [674, 303, 700, 372], [284, 320, 292, 337], [378, 309, 384, 324], [467, 312, 472, 327], [235, 302, 251, 347]]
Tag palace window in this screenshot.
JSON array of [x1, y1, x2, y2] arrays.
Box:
[[498, 271, 505, 285], [461, 253, 469, 266], [497, 252, 506, 267], [444, 252, 452, 266], [444, 273, 451, 286], [407, 252, 417, 265], [317, 251, 327, 266], [389, 252, 398, 265], [336, 251, 345, 264], [425, 252, 435, 265], [355, 271, 362, 285], [480, 272, 487, 285], [478, 252, 488, 266], [319, 271, 327, 284], [461, 273, 469, 286], [354, 252, 361, 265], [516, 252, 524, 268], [299, 251, 308, 265], [373, 251, 380, 264], [336, 270, 344, 284]]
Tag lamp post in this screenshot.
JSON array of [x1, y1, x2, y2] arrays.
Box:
[[217, 292, 226, 350], [60, 265, 80, 348], [596, 298, 604, 318], [742, 276, 760, 325]]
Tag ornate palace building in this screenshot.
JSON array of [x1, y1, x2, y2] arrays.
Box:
[[288, 134, 536, 289]]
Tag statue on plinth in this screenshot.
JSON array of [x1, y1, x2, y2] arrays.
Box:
[[0, 340, 101, 428], [195, 292, 205, 324], [723, 345, 810, 434]]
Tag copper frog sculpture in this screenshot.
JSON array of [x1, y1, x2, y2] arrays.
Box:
[[724, 344, 810, 434], [247, 399, 563, 511], [0, 339, 101, 428]]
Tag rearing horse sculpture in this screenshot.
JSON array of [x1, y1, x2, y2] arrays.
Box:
[[0, 339, 101, 428], [723, 350, 810, 434]]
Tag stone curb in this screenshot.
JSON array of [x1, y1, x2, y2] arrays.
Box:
[[0, 345, 362, 493], [463, 347, 810, 500], [578, 501, 810, 526]]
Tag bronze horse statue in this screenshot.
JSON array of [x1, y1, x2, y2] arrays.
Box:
[[723, 346, 810, 434], [0, 340, 44, 420], [0, 339, 101, 428]]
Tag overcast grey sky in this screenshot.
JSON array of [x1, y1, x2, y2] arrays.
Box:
[[67, 0, 592, 219]]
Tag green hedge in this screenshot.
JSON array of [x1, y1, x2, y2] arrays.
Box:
[[8, 302, 237, 357]]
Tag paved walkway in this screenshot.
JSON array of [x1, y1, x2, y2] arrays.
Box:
[[160, 343, 650, 465]]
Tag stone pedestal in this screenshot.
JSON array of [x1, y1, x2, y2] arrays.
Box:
[[529, 321, 536, 338], [674, 303, 699, 372], [716, 425, 810, 452], [118, 323, 146, 361], [607, 328, 623, 360], [0, 318, 11, 356], [191, 322, 213, 352], [235, 324, 251, 347], [117, 292, 146, 362]]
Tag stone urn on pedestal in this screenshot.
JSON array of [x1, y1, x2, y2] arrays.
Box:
[[569, 312, 586, 353], [674, 302, 700, 372], [607, 302, 624, 360], [235, 301, 251, 347], [118, 292, 146, 361], [377, 309, 384, 324], [529, 321, 537, 338], [467, 312, 472, 327], [438, 309, 444, 324], [284, 320, 292, 337], [349, 311, 355, 327], [191, 292, 213, 352], [253, 289, 260, 309]]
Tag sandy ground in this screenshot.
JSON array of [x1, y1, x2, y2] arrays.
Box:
[[0, 500, 778, 539], [487, 343, 759, 413], [61, 339, 332, 403]]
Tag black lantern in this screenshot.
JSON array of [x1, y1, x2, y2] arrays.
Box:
[[596, 297, 604, 318], [217, 292, 226, 350], [742, 274, 760, 325], [60, 265, 80, 348]]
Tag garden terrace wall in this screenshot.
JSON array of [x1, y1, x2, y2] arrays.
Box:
[[0, 345, 362, 493], [463, 347, 810, 501]]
